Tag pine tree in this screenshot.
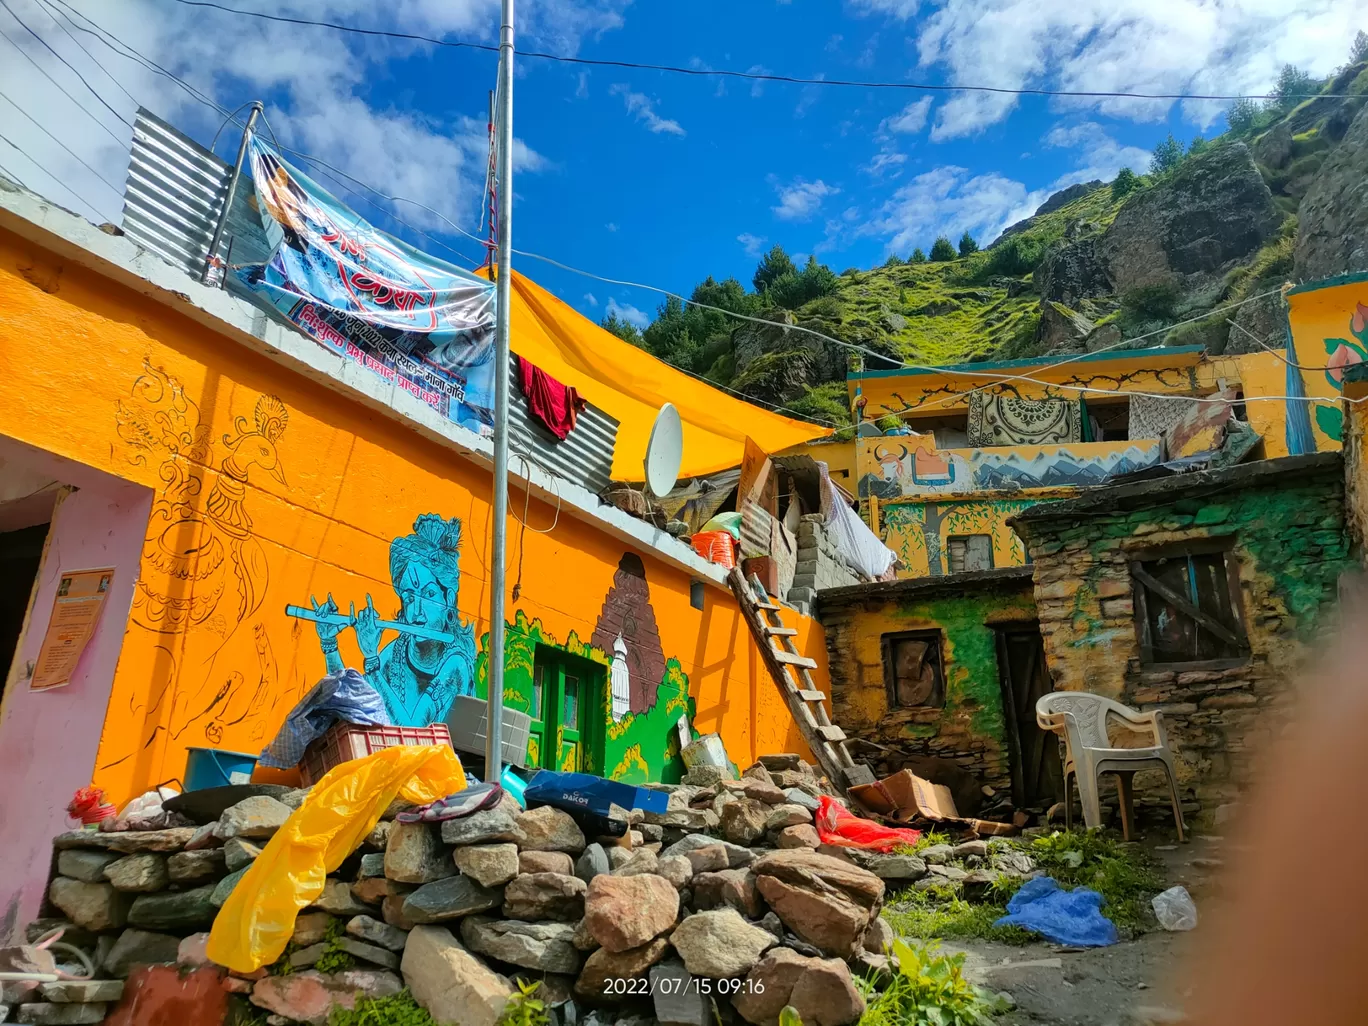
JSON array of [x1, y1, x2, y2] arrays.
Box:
[[1149, 133, 1184, 176], [1111, 167, 1138, 200], [957, 231, 979, 257], [929, 236, 956, 262], [600, 313, 643, 347], [909, 248, 927, 263], [1226, 98, 1259, 134], [1352, 30, 1368, 66], [752, 245, 796, 294]]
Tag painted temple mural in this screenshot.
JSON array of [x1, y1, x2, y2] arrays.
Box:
[[112, 360, 290, 751], [102, 361, 699, 787], [296, 514, 478, 727]]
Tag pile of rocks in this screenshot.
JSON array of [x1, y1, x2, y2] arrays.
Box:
[[16, 754, 915, 1026]]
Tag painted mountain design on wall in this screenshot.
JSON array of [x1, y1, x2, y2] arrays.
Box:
[[591, 553, 667, 715]]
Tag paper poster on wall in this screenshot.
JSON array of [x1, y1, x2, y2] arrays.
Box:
[[31, 568, 113, 692]]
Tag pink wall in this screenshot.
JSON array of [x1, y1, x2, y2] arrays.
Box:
[[0, 443, 151, 944]]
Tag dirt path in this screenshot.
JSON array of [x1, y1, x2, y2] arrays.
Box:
[[916, 832, 1229, 1025]]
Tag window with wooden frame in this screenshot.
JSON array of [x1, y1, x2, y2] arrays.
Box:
[[948, 534, 994, 573], [881, 630, 946, 708], [1130, 540, 1249, 668]]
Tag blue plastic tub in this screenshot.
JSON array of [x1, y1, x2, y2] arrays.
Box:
[[184, 747, 259, 791]]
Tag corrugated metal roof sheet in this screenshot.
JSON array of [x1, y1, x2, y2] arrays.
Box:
[[120, 106, 618, 492], [122, 107, 270, 278], [508, 361, 619, 496]]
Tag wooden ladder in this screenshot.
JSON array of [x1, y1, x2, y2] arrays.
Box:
[[727, 567, 876, 795]]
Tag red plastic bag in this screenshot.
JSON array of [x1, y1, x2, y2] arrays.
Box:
[[815, 795, 921, 851]]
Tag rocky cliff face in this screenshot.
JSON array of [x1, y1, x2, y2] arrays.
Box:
[[1296, 101, 1368, 281], [1098, 144, 1282, 294]]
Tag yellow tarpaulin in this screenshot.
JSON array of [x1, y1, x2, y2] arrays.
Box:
[[497, 270, 830, 480], [205, 745, 466, 973]]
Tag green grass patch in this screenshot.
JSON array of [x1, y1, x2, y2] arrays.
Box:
[[328, 991, 437, 1026], [883, 885, 1032, 944], [1027, 830, 1164, 934], [856, 939, 1011, 1026]]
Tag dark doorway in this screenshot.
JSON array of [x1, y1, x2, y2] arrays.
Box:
[[0, 523, 51, 705], [994, 624, 1063, 809]]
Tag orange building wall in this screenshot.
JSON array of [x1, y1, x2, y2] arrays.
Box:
[[0, 226, 825, 807]]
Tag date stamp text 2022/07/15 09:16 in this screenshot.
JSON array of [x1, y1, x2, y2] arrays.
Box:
[[604, 977, 768, 997]]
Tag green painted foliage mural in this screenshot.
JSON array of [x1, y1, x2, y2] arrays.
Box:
[[472, 610, 696, 784]]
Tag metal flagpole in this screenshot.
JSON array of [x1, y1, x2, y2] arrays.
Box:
[[202, 100, 262, 286], [486, 0, 514, 783]]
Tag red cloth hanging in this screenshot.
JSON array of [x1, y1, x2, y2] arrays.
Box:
[[516, 355, 585, 440]]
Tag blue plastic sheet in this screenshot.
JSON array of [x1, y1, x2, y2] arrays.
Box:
[[259, 669, 391, 768], [523, 770, 669, 818], [993, 876, 1118, 947]]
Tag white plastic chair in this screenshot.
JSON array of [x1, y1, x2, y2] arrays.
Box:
[[1036, 692, 1186, 842]]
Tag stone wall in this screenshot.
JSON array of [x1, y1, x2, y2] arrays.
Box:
[[816, 570, 1038, 796], [787, 515, 860, 613], [10, 760, 892, 1026], [1013, 456, 1353, 815]]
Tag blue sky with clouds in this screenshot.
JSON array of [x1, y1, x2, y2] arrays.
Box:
[[2, 0, 1365, 331]]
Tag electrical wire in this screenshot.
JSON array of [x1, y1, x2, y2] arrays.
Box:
[[1225, 317, 1333, 372], [29, 0, 139, 106], [165, 0, 1353, 103], [0, 0, 132, 130], [14, 0, 1303, 419], [904, 286, 1294, 414], [0, 128, 105, 219], [0, 89, 124, 197], [0, 26, 126, 147]]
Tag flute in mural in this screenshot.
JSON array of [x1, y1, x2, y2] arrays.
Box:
[[285, 604, 457, 645]]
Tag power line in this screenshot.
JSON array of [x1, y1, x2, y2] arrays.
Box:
[[167, 0, 1352, 103], [30, 0, 140, 106], [0, 88, 124, 198], [907, 286, 1293, 413], [0, 0, 132, 130], [0, 25, 126, 147], [0, 127, 104, 219]]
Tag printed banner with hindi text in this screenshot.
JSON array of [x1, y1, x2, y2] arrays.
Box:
[[235, 138, 497, 432]]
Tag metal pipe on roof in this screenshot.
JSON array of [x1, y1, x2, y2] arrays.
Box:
[[201, 100, 261, 286]]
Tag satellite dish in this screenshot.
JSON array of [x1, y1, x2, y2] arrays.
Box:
[[645, 402, 683, 498]]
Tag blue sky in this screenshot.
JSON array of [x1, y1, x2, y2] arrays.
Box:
[[2, 0, 1365, 331]]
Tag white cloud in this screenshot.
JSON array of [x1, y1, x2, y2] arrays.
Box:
[[772, 178, 838, 221], [847, 0, 920, 17], [885, 96, 932, 134], [869, 165, 1048, 253], [575, 72, 590, 99], [737, 232, 768, 257], [917, 0, 1368, 140], [0, 0, 603, 236], [606, 297, 649, 328], [1043, 121, 1152, 184], [794, 74, 826, 118], [746, 65, 770, 98], [866, 150, 907, 176], [609, 83, 686, 135], [605, 222, 619, 232], [584, 292, 598, 306]]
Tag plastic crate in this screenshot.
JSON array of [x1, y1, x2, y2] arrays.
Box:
[[447, 695, 532, 768], [299, 722, 452, 787]]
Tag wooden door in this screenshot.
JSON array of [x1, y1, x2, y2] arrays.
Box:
[[530, 647, 600, 773], [994, 625, 1063, 808]]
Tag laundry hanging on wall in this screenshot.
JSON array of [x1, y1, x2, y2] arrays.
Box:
[[967, 392, 1082, 446], [517, 355, 585, 440], [1128, 394, 1201, 445]]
